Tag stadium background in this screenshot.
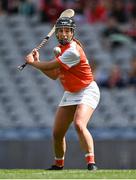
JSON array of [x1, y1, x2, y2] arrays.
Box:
[[0, 0, 136, 169]]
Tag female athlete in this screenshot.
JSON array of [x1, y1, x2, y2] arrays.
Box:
[[25, 17, 100, 170]]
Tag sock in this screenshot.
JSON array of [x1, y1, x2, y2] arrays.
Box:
[[55, 157, 64, 167], [85, 153, 95, 164]]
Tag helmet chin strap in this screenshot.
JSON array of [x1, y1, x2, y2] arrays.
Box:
[[58, 38, 71, 45]]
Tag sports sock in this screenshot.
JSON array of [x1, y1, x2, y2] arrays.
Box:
[[55, 157, 64, 167], [85, 153, 95, 164]]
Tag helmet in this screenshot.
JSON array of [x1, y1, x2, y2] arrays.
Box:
[[55, 17, 76, 29], [55, 17, 76, 45]]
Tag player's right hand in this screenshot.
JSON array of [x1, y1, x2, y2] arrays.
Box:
[[32, 49, 40, 62], [25, 53, 34, 64]]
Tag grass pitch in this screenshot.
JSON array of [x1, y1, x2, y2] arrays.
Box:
[[0, 169, 136, 179]]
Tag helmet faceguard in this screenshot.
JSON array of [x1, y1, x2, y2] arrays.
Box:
[[55, 17, 76, 45]]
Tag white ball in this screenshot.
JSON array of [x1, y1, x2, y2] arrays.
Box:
[[54, 47, 61, 56]]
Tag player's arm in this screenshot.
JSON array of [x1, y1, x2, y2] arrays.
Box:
[[29, 59, 60, 70], [41, 68, 60, 80], [25, 49, 60, 80]]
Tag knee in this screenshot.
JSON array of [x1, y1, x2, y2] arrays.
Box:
[[74, 121, 84, 134]]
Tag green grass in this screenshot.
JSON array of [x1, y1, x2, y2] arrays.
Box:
[[0, 169, 136, 179]]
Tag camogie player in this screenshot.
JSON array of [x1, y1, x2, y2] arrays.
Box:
[[25, 17, 100, 170]]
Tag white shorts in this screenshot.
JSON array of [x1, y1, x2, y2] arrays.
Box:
[[59, 81, 100, 109]]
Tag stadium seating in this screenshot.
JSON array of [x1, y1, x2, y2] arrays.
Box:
[[0, 14, 136, 140]]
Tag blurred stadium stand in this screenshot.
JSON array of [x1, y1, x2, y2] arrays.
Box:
[[0, 14, 136, 131], [0, 13, 136, 169]]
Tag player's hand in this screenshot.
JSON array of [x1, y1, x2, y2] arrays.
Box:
[[25, 52, 34, 64], [32, 49, 40, 62], [25, 49, 40, 65]]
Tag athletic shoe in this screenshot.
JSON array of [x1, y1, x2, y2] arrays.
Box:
[[87, 163, 98, 170], [47, 165, 64, 170]]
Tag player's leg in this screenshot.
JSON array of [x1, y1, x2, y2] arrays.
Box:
[[73, 104, 97, 170], [49, 105, 76, 169]]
